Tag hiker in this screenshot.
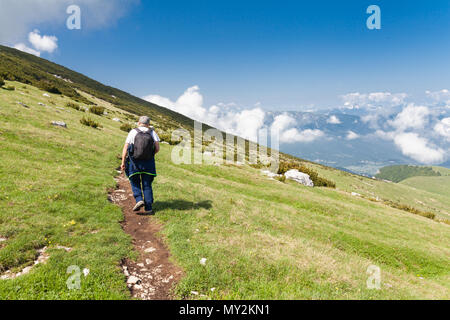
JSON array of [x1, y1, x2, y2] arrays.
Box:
[[121, 116, 160, 214]]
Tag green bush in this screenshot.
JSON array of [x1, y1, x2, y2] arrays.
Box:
[[278, 161, 336, 188], [80, 117, 100, 129], [89, 106, 105, 116], [120, 123, 133, 132], [66, 102, 83, 111], [39, 81, 62, 94]]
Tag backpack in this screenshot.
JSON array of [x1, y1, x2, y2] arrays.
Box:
[[132, 128, 155, 160]]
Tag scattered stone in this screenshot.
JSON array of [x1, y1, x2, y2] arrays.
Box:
[[127, 276, 141, 285], [144, 247, 156, 253], [83, 268, 90, 277], [51, 121, 67, 128], [0, 247, 48, 280], [211, 288, 216, 292], [137, 263, 144, 268], [55, 245, 72, 252], [17, 102, 30, 108], [38, 102, 45, 106], [162, 275, 173, 283], [145, 259, 152, 265], [43, 93, 50, 97], [261, 170, 281, 178], [351, 192, 361, 197], [191, 291, 199, 295], [112, 118, 121, 122], [200, 258, 207, 266], [285, 169, 314, 187]]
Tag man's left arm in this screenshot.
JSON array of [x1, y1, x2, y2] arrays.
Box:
[[121, 143, 129, 171]]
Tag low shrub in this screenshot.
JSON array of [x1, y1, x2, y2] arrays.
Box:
[[80, 117, 100, 129], [40, 82, 62, 94], [89, 106, 105, 115], [66, 102, 82, 111], [120, 123, 134, 132]]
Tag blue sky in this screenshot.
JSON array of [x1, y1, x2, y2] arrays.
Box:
[[2, 0, 450, 110]]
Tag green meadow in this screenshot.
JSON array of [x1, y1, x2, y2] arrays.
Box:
[[0, 81, 449, 299]]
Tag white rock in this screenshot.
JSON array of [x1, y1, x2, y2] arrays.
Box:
[[51, 121, 67, 128], [191, 291, 199, 295], [0, 238, 6, 242], [144, 247, 156, 253], [112, 118, 121, 122], [127, 276, 141, 285], [284, 169, 314, 187], [351, 192, 361, 197], [200, 258, 207, 266], [211, 288, 216, 292], [261, 170, 281, 178], [83, 268, 90, 277], [43, 93, 50, 97]]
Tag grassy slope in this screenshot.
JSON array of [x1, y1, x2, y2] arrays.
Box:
[[308, 164, 450, 220], [0, 82, 132, 299], [1, 82, 449, 299], [400, 167, 450, 198]]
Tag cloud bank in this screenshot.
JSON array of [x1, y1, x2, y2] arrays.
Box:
[[144, 86, 324, 144]]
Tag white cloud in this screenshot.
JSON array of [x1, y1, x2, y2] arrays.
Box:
[[270, 113, 324, 143], [28, 30, 58, 53], [388, 104, 430, 131], [144, 87, 324, 144], [13, 43, 40, 56], [271, 114, 297, 133], [434, 117, 450, 141], [327, 115, 341, 124], [280, 128, 324, 143], [346, 131, 359, 140], [393, 132, 445, 164], [341, 92, 407, 109], [144, 86, 266, 142], [0, 0, 137, 44], [426, 89, 450, 105]]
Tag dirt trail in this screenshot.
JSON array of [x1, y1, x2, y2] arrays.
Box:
[[109, 174, 183, 300]]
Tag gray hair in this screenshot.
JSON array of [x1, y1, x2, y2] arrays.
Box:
[[138, 116, 150, 125]]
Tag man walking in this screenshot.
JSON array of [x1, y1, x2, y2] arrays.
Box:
[[121, 116, 160, 214]]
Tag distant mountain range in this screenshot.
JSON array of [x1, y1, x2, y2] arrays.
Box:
[[267, 105, 450, 176]]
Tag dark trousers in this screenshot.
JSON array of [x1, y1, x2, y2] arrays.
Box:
[[129, 174, 155, 211]]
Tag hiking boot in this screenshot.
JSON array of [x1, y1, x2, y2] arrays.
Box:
[[140, 210, 154, 216], [132, 201, 145, 212]]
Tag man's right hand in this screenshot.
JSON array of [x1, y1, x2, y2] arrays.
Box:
[[120, 163, 125, 171]]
